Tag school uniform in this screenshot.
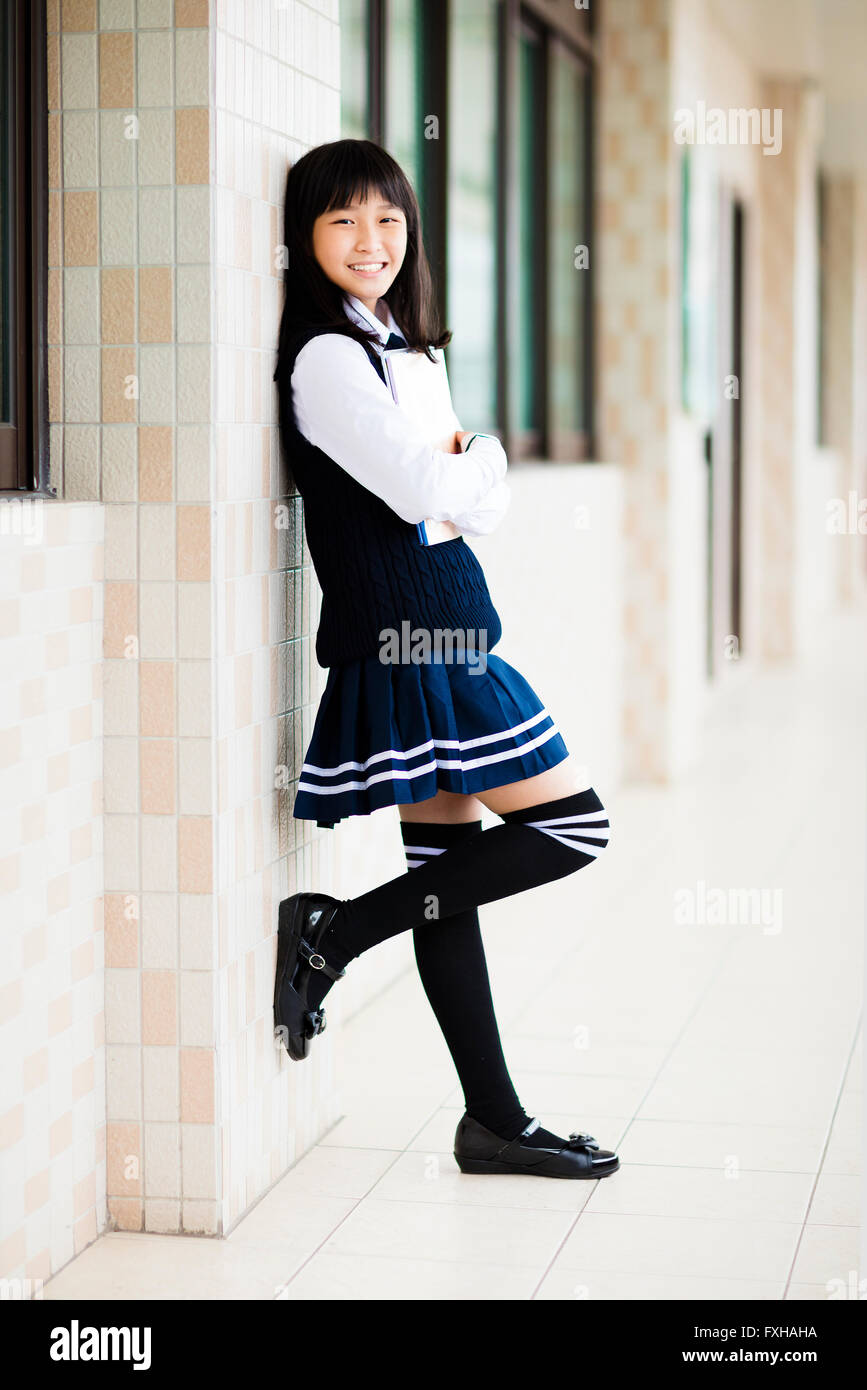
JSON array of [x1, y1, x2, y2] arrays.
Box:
[[282, 292, 570, 828]]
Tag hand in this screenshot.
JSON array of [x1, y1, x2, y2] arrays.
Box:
[[455, 430, 473, 451]]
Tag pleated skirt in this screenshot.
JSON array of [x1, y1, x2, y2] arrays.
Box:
[[293, 648, 570, 827]]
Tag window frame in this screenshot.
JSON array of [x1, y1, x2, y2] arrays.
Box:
[[0, 0, 52, 497]]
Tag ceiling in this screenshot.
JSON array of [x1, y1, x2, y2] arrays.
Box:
[[706, 0, 867, 171]]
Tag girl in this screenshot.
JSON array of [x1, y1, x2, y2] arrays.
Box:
[[272, 139, 619, 1181]]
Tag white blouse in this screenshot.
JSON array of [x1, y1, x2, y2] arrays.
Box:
[[289, 292, 511, 537]]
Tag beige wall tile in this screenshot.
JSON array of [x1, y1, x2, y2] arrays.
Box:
[[139, 267, 173, 343], [139, 504, 176, 581], [178, 816, 212, 893], [138, 426, 173, 501], [108, 1197, 143, 1231], [178, 737, 211, 815], [140, 662, 175, 737], [63, 192, 98, 265], [142, 971, 177, 1045], [105, 893, 139, 968], [61, 33, 97, 108], [137, 30, 173, 108], [175, 0, 209, 27], [144, 1199, 180, 1232], [140, 893, 178, 970], [101, 268, 135, 344], [179, 1048, 214, 1123], [106, 1121, 142, 1195], [141, 739, 176, 814], [63, 110, 99, 186], [102, 426, 137, 501], [62, 0, 97, 30], [100, 187, 137, 265], [138, 109, 174, 185], [101, 346, 137, 424], [175, 108, 209, 185], [176, 505, 210, 581], [141, 814, 178, 891], [99, 31, 134, 107], [143, 1122, 180, 1197], [142, 1046, 179, 1121], [103, 581, 137, 658], [103, 657, 138, 735]]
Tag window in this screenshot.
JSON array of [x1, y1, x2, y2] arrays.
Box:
[[338, 0, 596, 462], [0, 0, 51, 494], [339, 0, 369, 139], [548, 34, 591, 459], [513, 16, 546, 454], [446, 0, 498, 431]]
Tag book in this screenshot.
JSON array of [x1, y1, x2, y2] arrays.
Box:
[[381, 345, 462, 546]]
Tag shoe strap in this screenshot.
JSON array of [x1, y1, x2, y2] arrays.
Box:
[[298, 935, 346, 982]]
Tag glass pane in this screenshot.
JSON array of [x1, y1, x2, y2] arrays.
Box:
[[339, 0, 369, 138], [446, 0, 497, 431], [515, 25, 544, 438], [385, 0, 421, 194], [548, 38, 588, 452]]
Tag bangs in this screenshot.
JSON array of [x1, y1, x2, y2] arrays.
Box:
[[318, 145, 413, 221]]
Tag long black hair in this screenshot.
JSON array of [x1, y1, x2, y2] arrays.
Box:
[[273, 138, 451, 407]]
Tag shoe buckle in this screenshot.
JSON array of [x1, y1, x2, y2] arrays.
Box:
[[308, 952, 326, 970]]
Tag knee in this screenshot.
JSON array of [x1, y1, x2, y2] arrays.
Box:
[[504, 786, 611, 866]]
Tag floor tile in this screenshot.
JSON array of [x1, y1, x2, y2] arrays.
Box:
[[552, 1212, 801, 1281], [321, 1196, 574, 1268], [277, 1252, 537, 1300]]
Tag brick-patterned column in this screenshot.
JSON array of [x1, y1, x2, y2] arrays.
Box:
[[596, 0, 677, 781], [48, 0, 342, 1242]]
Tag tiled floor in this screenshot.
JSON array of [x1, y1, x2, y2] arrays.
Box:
[[43, 611, 864, 1300]]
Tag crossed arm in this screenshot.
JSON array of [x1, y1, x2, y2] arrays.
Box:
[[290, 334, 511, 537]]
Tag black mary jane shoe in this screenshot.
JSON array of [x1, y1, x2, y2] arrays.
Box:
[[273, 891, 346, 1061], [454, 1114, 620, 1179]]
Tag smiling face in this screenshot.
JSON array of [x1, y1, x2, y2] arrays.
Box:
[[311, 191, 408, 319]]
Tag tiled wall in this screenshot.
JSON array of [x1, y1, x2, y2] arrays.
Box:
[[49, 0, 228, 1239], [43, 0, 360, 1241], [0, 502, 104, 1285], [211, 0, 343, 1234]]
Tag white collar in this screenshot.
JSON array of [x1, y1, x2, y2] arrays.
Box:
[[342, 292, 400, 344]]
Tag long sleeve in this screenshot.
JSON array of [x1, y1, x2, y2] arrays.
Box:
[[291, 333, 508, 525]]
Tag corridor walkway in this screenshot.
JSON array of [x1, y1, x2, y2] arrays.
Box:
[[44, 609, 864, 1300]]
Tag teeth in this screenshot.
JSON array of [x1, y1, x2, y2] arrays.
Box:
[[349, 263, 385, 271]]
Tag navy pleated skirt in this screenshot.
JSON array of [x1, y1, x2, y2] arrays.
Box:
[[293, 649, 570, 827]]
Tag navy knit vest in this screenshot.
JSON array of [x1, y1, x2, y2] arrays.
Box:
[[279, 325, 503, 668]]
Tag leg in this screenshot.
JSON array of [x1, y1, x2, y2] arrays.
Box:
[[475, 753, 592, 816], [302, 774, 611, 1010], [399, 808, 530, 1138]]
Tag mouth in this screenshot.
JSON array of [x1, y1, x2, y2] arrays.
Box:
[[347, 262, 388, 277]]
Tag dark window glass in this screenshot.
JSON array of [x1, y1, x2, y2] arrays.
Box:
[[385, 0, 422, 194], [514, 20, 545, 448], [446, 0, 497, 431], [340, 0, 369, 138], [548, 36, 589, 458]]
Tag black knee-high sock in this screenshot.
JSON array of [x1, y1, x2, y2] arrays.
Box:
[[306, 788, 610, 1016], [400, 819, 530, 1139]]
